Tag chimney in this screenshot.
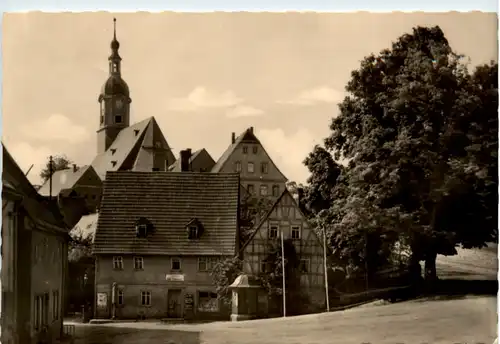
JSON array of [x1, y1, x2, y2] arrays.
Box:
[[231, 132, 236, 144], [297, 187, 304, 205], [72, 164, 77, 173], [180, 149, 192, 172], [249, 127, 254, 134]]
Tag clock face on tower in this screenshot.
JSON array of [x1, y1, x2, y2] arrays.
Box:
[[115, 99, 123, 109]]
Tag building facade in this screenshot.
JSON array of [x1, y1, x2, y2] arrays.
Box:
[[2, 145, 70, 344], [93, 170, 240, 320], [211, 127, 288, 200], [239, 189, 326, 316]]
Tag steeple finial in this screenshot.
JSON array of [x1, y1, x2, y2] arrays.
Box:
[[110, 17, 120, 52]]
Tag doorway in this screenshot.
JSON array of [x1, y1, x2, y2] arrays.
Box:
[[167, 289, 182, 318]]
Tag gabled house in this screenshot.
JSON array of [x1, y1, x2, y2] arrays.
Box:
[[93, 171, 240, 320], [37, 164, 102, 216], [168, 148, 216, 172], [212, 127, 288, 200], [238, 189, 326, 317], [2, 145, 71, 343]]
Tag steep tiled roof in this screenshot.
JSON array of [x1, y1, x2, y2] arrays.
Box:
[[239, 188, 321, 253], [91, 117, 176, 180], [93, 171, 240, 255], [168, 148, 215, 172], [211, 127, 288, 182], [38, 165, 93, 197], [2, 144, 68, 231], [211, 128, 260, 173]]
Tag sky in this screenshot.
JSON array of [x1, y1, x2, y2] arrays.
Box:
[[2, 12, 498, 185]]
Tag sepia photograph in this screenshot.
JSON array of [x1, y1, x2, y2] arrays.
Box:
[[1, 11, 498, 344]]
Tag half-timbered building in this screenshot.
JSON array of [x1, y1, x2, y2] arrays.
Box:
[[211, 127, 288, 200], [239, 189, 326, 316]]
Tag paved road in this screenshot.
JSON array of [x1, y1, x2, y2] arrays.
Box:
[[67, 246, 497, 344], [69, 325, 200, 344]]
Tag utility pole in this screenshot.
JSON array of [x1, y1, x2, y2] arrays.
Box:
[[323, 225, 330, 312], [49, 155, 53, 200], [281, 227, 286, 317]]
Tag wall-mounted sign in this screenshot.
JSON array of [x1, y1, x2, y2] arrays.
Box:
[[97, 293, 108, 308], [166, 274, 185, 282]]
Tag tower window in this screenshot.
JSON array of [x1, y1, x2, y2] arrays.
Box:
[[112, 63, 118, 73], [100, 115, 104, 124], [115, 115, 123, 123]]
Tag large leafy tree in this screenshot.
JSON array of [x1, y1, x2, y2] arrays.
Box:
[[320, 26, 497, 282], [40, 155, 74, 183], [302, 145, 343, 216]]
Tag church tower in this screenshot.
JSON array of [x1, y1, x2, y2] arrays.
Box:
[[97, 18, 132, 155]]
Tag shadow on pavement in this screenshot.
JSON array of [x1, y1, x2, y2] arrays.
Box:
[[72, 326, 201, 344]]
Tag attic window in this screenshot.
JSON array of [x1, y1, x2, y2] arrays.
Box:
[[135, 217, 153, 238], [186, 219, 204, 240], [110, 149, 116, 155], [136, 224, 147, 237], [134, 130, 140, 136], [188, 226, 198, 239], [111, 161, 117, 167]]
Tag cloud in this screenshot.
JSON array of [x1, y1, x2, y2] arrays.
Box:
[[278, 86, 345, 106], [257, 128, 322, 184], [226, 105, 264, 118], [20, 114, 90, 144], [167, 87, 243, 112], [4, 141, 53, 185]]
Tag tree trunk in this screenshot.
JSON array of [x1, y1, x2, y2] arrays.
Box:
[[424, 251, 438, 283]]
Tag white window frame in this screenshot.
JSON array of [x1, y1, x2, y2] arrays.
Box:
[[198, 257, 218, 272], [268, 225, 278, 239], [260, 185, 268, 196], [188, 225, 198, 239], [140, 291, 151, 306], [247, 162, 255, 173], [291, 226, 301, 240], [118, 290, 124, 305], [272, 185, 280, 197], [134, 256, 144, 270], [197, 291, 219, 312], [171, 257, 181, 271], [261, 162, 269, 174], [235, 161, 242, 172], [113, 256, 123, 270]]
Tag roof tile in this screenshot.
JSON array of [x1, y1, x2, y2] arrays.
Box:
[[93, 171, 240, 256]]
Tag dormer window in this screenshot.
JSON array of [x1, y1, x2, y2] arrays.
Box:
[[110, 148, 116, 155], [186, 218, 204, 240], [188, 226, 198, 239], [134, 130, 140, 136], [111, 161, 117, 167], [136, 224, 147, 238], [135, 217, 153, 238]]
